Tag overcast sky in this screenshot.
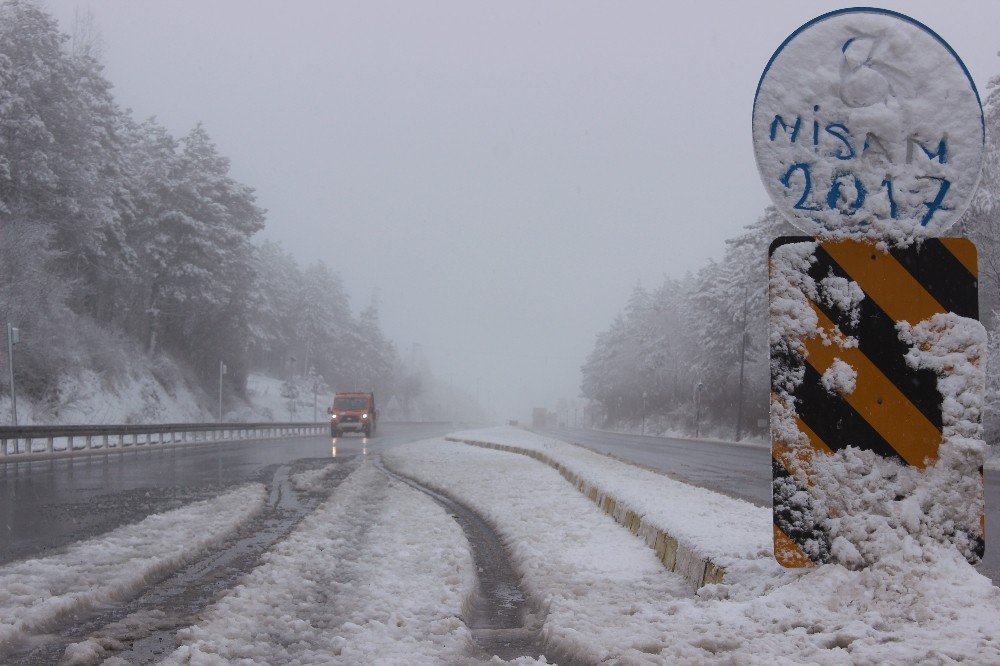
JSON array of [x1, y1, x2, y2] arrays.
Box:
[[46, 1, 1000, 420]]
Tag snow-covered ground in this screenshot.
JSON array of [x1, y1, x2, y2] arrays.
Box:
[[5, 427, 996, 663], [240, 373, 327, 423], [162, 464, 487, 665], [0, 369, 323, 427], [0, 484, 265, 657], [0, 366, 212, 426], [452, 427, 773, 575], [386, 429, 1000, 663]]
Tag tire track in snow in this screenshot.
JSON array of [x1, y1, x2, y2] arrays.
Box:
[[160, 462, 478, 664], [9, 457, 359, 665], [374, 456, 562, 664]]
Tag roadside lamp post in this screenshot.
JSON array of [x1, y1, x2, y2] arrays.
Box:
[[309, 366, 318, 422], [286, 355, 297, 420], [617, 395, 623, 422], [6, 323, 18, 426], [642, 391, 648, 435], [218, 361, 227, 422], [735, 284, 749, 441], [694, 381, 705, 438]]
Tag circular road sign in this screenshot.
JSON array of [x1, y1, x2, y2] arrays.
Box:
[[753, 8, 984, 242]]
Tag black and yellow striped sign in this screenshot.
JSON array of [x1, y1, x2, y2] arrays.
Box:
[[769, 236, 984, 567]]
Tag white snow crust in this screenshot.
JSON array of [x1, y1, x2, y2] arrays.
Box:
[[164, 463, 481, 665], [0, 484, 266, 655], [754, 11, 984, 242], [388, 430, 1000, 663], [770, 242, 987, 568]]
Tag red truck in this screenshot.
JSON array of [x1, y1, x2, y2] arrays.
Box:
[[328, 392, 377, 437]]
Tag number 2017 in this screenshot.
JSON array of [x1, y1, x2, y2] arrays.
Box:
[[779, 162, 950, 227]]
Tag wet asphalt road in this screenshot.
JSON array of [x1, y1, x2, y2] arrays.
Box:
[[543, 426, 1000, 587], [0, 422, 451, 565]]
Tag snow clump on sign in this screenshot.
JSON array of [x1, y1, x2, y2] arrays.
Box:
[[898, 312, 987, 439], [820, 358, 857, 395], [818, 274, 865, 327]]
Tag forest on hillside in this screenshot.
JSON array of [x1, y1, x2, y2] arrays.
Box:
[[582, 74, 1000, 445], [0, 1, 414, 422]]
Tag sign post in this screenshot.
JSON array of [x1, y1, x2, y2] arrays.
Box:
[[753, 9, 987, 568], [219, 360, 227, 423]]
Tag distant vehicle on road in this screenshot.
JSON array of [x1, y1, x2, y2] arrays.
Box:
[[532, 407, 552, 429], [328, 392, 377, 437]]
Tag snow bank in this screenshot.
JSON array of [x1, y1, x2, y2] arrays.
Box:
[[388, 433, 1000, 663], [165, 464, 478, 664], [0, 484, 265, 656], [0, 365, 211, 426], [447, 426, 773, 586]]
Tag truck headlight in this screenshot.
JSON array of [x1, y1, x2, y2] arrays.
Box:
[[362, 413, 368, 419]]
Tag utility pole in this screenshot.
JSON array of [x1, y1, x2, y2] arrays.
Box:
[[309, 366, 318, 422], [694, 381, 705, 438], [6, 323, 18, 426], [735, 284, 749, 441], [642, 391, 648, 435], [218, 361, 227, 422]]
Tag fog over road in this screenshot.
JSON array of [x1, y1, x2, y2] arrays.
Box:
[[0, 423, 451, 565], [543, 426, 1000, 586]]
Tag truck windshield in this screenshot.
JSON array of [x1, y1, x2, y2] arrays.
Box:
[[333, 397, 369, 410]]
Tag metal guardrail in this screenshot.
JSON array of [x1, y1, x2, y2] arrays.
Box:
[[0, 422, 327, 461]]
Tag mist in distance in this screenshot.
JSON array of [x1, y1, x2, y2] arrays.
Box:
[[46, 0, 1000, 420]]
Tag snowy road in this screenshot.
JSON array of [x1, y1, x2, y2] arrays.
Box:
[[0, 424, 997, 663], [541, 427, 771, 505], [0, 422, 452, 565], [542, 426, 1000, 586]]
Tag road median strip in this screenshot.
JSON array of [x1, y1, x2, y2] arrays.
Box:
[[445, 427, 773, 590]]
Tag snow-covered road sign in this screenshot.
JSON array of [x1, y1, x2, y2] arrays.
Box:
[[756, 9, 987, 569], [768, 238, 984, 568], [753, 8, 984, 242]]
